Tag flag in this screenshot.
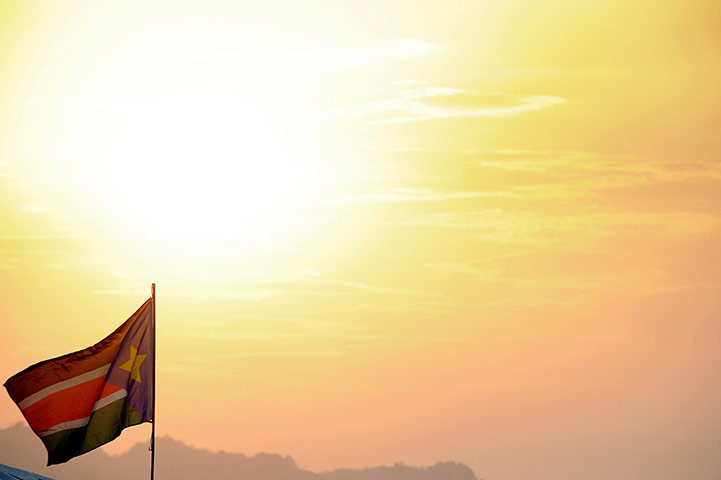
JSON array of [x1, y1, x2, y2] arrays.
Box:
[[3, 299, 154, 465]]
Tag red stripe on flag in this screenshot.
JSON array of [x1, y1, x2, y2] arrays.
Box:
[[21, 378, 122, 433], [98, 382, 123, 400]]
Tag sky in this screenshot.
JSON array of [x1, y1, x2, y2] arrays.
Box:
[[1, 1, 720, 479]]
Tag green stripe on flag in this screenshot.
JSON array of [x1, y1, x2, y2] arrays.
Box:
[[42, 397, 144, 465]]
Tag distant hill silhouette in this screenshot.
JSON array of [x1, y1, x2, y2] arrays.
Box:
[[0, 424, 478, 480]]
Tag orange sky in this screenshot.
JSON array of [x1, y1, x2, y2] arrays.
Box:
[[1, 1, 720, 479]]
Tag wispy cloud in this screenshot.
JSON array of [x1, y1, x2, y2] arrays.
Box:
[[393, 210, 547, 243], [288, 38, 441, 69], [176, 38, 442, 70], [323, 187, 526, 205], [346, 148, 721, 200], [362, 87, 564, 124], [470, 150, 721, 187], [0, 257, 22, 270], [424, 253, 721, 305], [0, 234, 79, 240], [394, 210, 721, 242], [299, 278, 437, 297], [91, 273, 437, 305], [17, 205, 50, 214]]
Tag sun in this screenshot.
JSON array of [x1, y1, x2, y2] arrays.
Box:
[[103, 105, 311, 235], [3, 5, 364, 268], [53, 56, 347, 265]]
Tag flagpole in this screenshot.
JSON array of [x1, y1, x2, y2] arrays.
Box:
[[150, 283, 156, 480]]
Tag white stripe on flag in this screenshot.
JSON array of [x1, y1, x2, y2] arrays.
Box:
[[18, 364, 111, 410], [38, 417, 92, 437], [37, 389, 128, 437], [92, 389, 127, 412]]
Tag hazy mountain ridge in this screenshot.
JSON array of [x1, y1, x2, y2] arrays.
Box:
[[0, 424, 478, 480]]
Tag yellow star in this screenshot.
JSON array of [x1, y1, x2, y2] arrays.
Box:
[[119, 346, 147, 383]]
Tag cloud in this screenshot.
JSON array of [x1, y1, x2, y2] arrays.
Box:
[[91, 276, 436, 303], [324, 188, 526, 205], [424, 251, 721, 305], [17, 205, 50, 214], [176, 38, 442, 70], [374, 39, 443, 58], [0, 234, 77, 240], [390, 79, 429, 87], [393, 210, 547, 243], [352, 148, 721, 201], [289, 38, 441, 69], [0, 257, 22, 270], [320, 183, 590, 208], [394, 210, 721, 243], [363, 87, 564, 124], [470, 150, 721, 187]]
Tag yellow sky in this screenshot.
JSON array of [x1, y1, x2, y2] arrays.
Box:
[[1, 1, 720, 479]]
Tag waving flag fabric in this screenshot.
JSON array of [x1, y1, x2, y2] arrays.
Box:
[[3, 300, 154, 465]]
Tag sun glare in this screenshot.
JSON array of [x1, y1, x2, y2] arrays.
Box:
[[0, 7, 356, 265], [40, 47, 349, 262], [105, 106, 315, 238]]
